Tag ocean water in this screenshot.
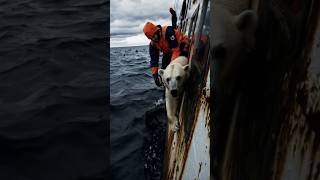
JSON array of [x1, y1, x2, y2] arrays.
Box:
[[0, 0, 108, 179], [110, 46, 167, 180]]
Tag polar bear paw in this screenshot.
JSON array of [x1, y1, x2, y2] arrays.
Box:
[[173, 121, 180, 133]]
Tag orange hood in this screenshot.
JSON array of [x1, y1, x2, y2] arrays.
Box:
[[143, 22, 159, 39]]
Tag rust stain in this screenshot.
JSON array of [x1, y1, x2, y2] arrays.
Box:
[[163, 130, 174, 179], [178, 68, 210, 180], [272, 0, 320, 179], [197, 162, 203, 179]]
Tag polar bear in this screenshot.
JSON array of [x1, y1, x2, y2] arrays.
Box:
[[210, 1, 258, 178], [210, 2, 258, 90], [158, 56, 190, 132]]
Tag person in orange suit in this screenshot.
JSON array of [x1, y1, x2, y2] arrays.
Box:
[[143, 8, 189, 87]]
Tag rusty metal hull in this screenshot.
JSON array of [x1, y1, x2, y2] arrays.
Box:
[[272, 4, 320, 179], [164, 70, 210, 180], [181, 70, 210, 180]]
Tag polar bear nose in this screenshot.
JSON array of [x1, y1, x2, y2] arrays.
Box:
[[171, 90, 178, 97]]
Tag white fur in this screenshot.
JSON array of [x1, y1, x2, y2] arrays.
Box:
[[210, 3, 258, 83], [158, 56, 190, 132]]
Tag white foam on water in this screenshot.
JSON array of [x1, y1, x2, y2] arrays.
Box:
[[154, 98, 164, 107]]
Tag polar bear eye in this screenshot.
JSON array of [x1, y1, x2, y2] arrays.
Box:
[[166, 78, 171, 82], [176, 76, 181, 80], [213, 46, 226, 59]]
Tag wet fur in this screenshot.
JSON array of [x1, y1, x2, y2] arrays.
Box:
[[158, 56, 190, 132]]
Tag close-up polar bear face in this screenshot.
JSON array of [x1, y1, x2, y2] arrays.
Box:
[[210, 4, 258, 81], [158, 58, 190, 97]]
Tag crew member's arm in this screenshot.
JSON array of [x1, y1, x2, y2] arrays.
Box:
[[170, 8, 177, 29], [149, 42, 159, 75], [149, 42, 162, 86]]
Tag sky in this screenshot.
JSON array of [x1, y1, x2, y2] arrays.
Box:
[[110, 0, 175, 47]]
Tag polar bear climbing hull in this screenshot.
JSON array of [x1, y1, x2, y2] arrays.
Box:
[[162, 0, 211, 179]]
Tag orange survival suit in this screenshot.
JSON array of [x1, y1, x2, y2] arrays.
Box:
[[143, 22, 189, 79]]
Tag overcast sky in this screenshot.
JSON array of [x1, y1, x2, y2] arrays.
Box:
[[110, 0, 174, 47]]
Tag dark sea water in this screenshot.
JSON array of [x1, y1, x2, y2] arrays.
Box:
[[0, 0, 108, 179], [110, 46, 167, 180]]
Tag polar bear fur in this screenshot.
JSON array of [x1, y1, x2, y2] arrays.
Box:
[[158, 56, 190, 132], [210, 1, 258, 178], [210, 2, 258, 89]]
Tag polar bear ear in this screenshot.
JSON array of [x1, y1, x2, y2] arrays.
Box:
[[234, 10, 258, 33], [183, 65, 190, 72], [158, 69, 164, 77]]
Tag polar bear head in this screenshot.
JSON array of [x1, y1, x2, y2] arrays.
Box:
[[210, 4, 258, 81], [158, 57, 190, 97]]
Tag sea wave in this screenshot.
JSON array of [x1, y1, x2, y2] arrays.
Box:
[[0, 0, 108, 179], [111, 46, 166, 180]]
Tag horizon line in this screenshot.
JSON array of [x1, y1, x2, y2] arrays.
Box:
[[110, 44, 149, 48]]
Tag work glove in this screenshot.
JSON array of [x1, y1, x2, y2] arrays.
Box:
[[169, 8, 176, 15], [153, 74, 162, 87], [170, 8, 177, 29]]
